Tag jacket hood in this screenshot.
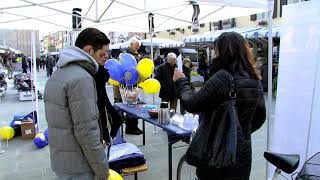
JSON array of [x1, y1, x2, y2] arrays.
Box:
[[56, 46, 99, 72]]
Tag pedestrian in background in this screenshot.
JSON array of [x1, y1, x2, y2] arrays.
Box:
[[121, 37, 143, 135], [154, 55, 164, 67], [155, 52, 178, 110], [22, 56, 28, 74], [180, 57, 192, 114], [36, 57, 40, 72], [47, 55, 56, 76], [5, 57, 13, 79]]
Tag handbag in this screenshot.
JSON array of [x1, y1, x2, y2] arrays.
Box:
[[185, 71, 244, 168]]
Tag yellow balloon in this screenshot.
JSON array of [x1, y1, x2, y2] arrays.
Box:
[[108, 169, 123, 180], [139, 79, 161, 94], [108, 78, 120, 86], [137, 58, 154, 81], [0, 126, 15, 140]]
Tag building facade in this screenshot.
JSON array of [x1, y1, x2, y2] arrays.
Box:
[[0, 29, 40, 57], [42, 31, 68, 54]]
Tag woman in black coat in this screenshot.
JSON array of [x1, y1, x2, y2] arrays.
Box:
[[94, 65, 123, 144], [173, 32, 266, 180]]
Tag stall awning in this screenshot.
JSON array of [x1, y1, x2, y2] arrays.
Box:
[[183, 27, 263, 44], [243, 26, 280, 38], [183, 26, 281, 45]]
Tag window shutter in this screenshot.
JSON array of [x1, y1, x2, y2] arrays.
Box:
[[250, 14, 257, 21], [273, 0, 278, 18], [280, 0, 288, 17]]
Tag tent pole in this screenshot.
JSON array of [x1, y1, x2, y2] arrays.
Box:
[[266, 1, 274, 179], [1, 11, 71, 29], [151, 35, 157, 134], [96, 0, 98, 21], [0, 0, 69, 11], [97, 0, 115, 22], [20, 0, 96, 22], [32, 30, 40, 132], [77, 0, 96, 29]]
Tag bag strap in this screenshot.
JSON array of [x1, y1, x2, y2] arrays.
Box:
[[222, 70, 236, 104]]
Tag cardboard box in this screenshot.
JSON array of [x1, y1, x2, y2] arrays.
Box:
[[21, 118, 35, 139]]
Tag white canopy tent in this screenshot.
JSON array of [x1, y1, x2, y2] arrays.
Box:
[[0, 1, 273, 179], [0, 0, 269, 33], [109, 38, 184, 49]]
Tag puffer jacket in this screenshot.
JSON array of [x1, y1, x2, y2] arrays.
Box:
[[175, 69, 266, 169], [44, 46, 108, 180]]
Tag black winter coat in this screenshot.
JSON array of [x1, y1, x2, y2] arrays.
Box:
[[155, 62, 177, 100], [94, 66, 123, 143], [175, 70, 266, 175], [183, 65, 191, 81]]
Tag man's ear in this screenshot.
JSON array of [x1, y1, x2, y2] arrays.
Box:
[[83, 45, 93, 55]]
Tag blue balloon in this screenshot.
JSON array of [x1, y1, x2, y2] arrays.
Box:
[[104, 59, 124, 82], [124, 67, 140, 86], [120, 53, 137, 71], [44, 129, 48, 142], [34, 134, 48, 149]]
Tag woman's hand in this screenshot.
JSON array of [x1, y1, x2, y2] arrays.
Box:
[[173, 69, 185, 82]]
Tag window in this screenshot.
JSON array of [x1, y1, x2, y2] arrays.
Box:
[[288, 0, 308, 4], [257, 12, 267, 21]]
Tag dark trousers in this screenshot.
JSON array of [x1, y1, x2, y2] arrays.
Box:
[[114, 96, 139, 131], [196, 166, 251, 180], [48, 68, 53, 76], [22, 68, 27, 74]]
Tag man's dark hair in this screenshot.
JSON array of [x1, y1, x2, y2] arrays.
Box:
[[75, 28, 110, 51]]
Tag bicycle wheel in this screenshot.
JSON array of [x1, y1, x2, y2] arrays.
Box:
[[177, 154, 197, 180]]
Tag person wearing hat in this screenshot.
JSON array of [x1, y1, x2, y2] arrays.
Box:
[[155, 52, 178, 110]]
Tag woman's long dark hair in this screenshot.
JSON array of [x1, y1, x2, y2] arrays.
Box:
[[210, 32, 261, 80]]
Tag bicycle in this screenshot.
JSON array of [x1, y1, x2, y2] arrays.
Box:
[[176, 127, 300, 180], [177, 150, 301, 180], [177, 128, 198, 180], [264, 151, 300, 180], [266, 151, 320, 180]]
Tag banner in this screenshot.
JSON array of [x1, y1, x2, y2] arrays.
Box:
[[270, 1, 320, 178]]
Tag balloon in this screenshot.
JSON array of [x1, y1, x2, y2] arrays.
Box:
[[0, 126, 15, 140], [137, 58, 154, 81], [119, 53, 137, 70], [108, 78, 120, 86], [34, 133, 48, 148], [124, 68, 140, 86], [44, 129, 48, 142], [139, 79, 161, 94], [108, 169, 123, 180], [105, 59, 124, 82]]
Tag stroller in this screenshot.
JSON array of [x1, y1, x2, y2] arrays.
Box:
[[0, 71, 7, 99], [14, 73, 43, 100]]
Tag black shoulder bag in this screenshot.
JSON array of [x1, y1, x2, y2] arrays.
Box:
[[185, 71, 244, 168]]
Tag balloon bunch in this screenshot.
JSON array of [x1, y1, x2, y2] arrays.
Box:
[[105, 53, 161, 94], [34, 128, 49, 149]]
